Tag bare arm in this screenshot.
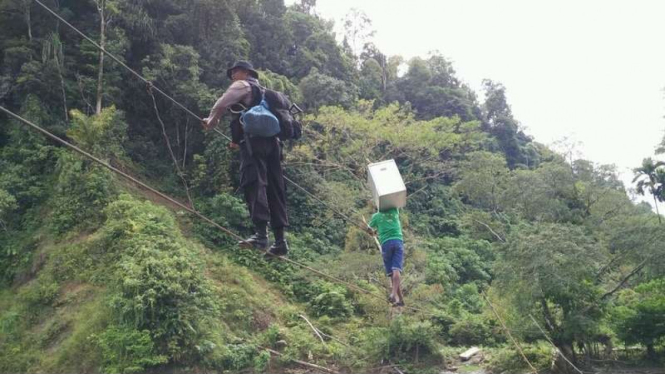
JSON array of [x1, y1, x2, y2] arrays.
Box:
[[203, 81, 251, 129], [364, 214, 378, 236]]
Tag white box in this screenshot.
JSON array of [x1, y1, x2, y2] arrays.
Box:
[[367, 159, 407, 211]]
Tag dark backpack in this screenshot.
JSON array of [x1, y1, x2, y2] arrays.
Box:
[[248, 82, 302, 141]]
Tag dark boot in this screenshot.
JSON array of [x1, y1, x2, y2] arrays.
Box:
[[266, 227, 288, 257], [239, 223, 268, 250], [266, 239, 289, 257]]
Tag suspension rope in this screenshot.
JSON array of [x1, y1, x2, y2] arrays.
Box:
[[0, 105, 434, 316], [283, 174, 365, 227], [34, 0, 202, 122], [30, 1, 450, 318], [34, 0, 366, 229], [528, 314, 585, 374], [1, 106, 243, 241], [1, 110, 619, 372], [482, 291, 540, 374], [148, 87, 195, 209], [28, 3, 621, 362]]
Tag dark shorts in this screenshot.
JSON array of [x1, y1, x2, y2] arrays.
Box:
[[381, 239, 404, 276]]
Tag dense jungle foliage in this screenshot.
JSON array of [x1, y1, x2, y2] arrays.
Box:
[[1, 0, 664, 373]]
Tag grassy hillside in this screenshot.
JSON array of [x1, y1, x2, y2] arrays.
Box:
[[1, 1, 664, 373]]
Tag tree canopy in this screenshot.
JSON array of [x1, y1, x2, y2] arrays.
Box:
[[0, 1, 663, 373]]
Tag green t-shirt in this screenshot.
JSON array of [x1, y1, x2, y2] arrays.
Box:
[[369, 208, 403, 245]]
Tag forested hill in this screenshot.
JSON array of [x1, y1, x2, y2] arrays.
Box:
[[1, 1, 664, 373]]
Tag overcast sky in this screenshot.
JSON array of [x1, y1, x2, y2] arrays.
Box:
[[287, 0, 665, 211]]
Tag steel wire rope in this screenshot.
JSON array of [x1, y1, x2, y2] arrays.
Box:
[[30, 0, 478, 319], [0, 105, 435, 316], [18, 1, 592, 361], [34, 0, 368, 229]]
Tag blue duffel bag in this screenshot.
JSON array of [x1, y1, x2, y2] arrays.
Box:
[[240, 93, 280, 137]]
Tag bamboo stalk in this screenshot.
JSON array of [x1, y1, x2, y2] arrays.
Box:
[[261, 347, 340, 374], [299, 314, 327, 346]]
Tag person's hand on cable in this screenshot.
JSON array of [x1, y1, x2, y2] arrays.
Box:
[[201, 117, 213, 131]]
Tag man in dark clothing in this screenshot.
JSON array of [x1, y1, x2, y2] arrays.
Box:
[[202, 61, 289, 256]]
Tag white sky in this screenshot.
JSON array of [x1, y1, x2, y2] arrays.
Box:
[[287, 0, 665, 212]]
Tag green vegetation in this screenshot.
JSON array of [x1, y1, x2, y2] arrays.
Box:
[[1, 0, 664, 373]]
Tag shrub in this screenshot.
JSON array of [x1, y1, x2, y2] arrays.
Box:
[[219, 343, 258, 371], [306, 281, 353, 319], [92, 326, 167, 374], [449, 314, 492, 346], [360, 316, 442, 364], [281, 325, 327, 362], [50, 152, 116, 234], [67, 106, 128, 161], [263, 324, 282, 347], [611, 278, 665, 358], [486, 343, 552, 373], [17, 275, 60, 311], [253, 349, 271, 372], [0, 310, 21, 341], [0, 189, 17, 230], [99, 195, 220, 362], [193, 192, 251, 246], [430, 310, 456, 338]]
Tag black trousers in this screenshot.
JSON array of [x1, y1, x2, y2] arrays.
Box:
[[239, 137, 289, 229]]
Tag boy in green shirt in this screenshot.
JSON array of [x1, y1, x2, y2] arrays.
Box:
[[366, 207, 405, 307]]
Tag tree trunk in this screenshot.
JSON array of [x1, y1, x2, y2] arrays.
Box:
[[54, 0, 61, 33], [646, 343, 656, 360], [380, 58, 387, 93], [552, 343, 576, 374], [23, 0, 32, 41], [653, 194, 662, 224], [58, 60, 68, 121], [183, 118, 190, 169], [540, 298, 556, 332], [53, 2, 67, 120], [95, 0, 106, 115]]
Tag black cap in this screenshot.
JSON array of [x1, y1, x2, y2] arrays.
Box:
[[226, 61, 259, 79]]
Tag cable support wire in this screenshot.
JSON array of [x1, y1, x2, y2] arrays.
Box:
[[482, 291, 540, 374], [0, 105, 432, 316], [528, 314, 585, 374], [12, 3, 601, 360], [30, 1, 592, 340], [33, 0, 366, 230], [29, 0, 499, 320]]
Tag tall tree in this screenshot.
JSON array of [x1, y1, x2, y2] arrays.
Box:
[[392, 54, 478, 122], [283, 9, 355, 81], [454, 151, 509, 212], [94, 0, 115, 114], [612, 278, 665, 359], [342, 8, 375, 62], [495, 223, 607, 372], [360, 43, 387, 95], [293, 0, 316, 15], [4, 0, 34, 41], [656, 131, 665, 155], [358, 57, 383, 101], [42, 32, 68, 120], [236, 0, 290, 75], [0, 189, 17, 231], [299, 67, 357, 109], [482, 79, 535, 168], [632, 157, 665, 224]]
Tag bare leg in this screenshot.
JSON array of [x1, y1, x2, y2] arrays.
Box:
[[392, 270, 403, 303]]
